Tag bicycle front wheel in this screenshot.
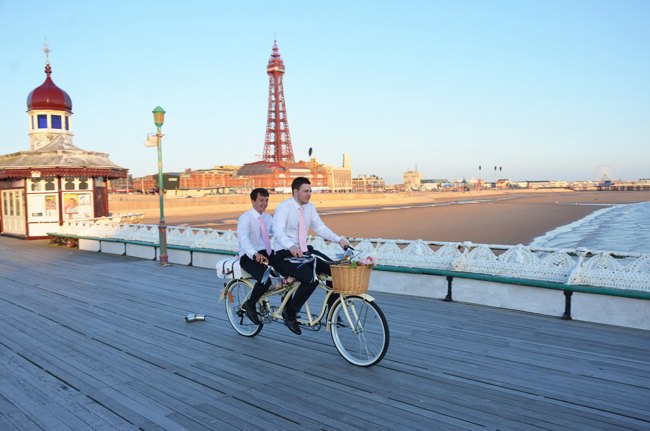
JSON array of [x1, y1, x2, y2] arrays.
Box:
[[330, 296, 389, 367], [224, 279, 263, 337]]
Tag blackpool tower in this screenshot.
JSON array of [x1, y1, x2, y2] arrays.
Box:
[[262, 40, 295, 163]]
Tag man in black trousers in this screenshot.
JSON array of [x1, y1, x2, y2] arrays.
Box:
[[237, 188, 274, 325], [271, 177, 349, 335]]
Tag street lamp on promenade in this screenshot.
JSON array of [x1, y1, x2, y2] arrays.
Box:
[[152, 106, 169, 266]]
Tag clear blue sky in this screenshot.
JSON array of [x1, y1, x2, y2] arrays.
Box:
[[1, 0, 648, 184]]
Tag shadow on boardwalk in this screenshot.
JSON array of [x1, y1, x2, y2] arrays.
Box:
[[1, 237, 649, 430]]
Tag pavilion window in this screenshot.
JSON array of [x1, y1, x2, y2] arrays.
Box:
[[51, 115, 62, 129], [37, 114, 47, 129], [31, 116, 34, 130], [31, 179, 42, 191], [78, 178, 89, 190], [64, 178, 76, 190], [45, 179, 56, 191], [65, 116, 69, 130]]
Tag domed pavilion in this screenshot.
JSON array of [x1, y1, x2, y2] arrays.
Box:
[[0, 47, 126, 239]]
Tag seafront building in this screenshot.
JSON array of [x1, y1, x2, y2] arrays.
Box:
[[0, 47, 125, 239], [403, 169, 422, 191], [352, 174, 386, 192]]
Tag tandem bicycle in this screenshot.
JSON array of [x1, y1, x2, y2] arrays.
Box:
[[217, 249, 389, 367]]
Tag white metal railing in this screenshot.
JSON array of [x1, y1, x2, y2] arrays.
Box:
[[53, 221, 650, 292]]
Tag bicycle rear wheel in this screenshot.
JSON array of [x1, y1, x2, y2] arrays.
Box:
[[330, 296, 389, 367], [224, 279, 263, 337]]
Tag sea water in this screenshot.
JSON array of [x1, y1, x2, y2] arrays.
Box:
[[529, 201, 650, 254]]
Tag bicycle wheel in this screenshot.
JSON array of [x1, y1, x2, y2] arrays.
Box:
[[224, 279, 263, 337], [330, 296, 389, 367]]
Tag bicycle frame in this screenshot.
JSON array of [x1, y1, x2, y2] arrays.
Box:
[[250, 276, 376, 332]]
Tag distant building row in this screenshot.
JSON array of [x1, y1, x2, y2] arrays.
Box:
[[403, 172, 650, 191], [122, 154, 357, 195]]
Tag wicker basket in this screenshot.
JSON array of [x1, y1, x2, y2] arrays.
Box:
[[330, 264, 371, 295]]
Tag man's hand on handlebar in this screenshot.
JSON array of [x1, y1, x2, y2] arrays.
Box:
[[253, 253, 269, 264], [339, 238, 351, 249], [289, 245, 303, 258]]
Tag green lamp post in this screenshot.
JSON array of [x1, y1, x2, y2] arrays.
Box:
[[152, 106, 169, 265]]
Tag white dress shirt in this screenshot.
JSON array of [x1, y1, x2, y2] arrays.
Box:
[[237, 208, 273, 258], [272, 197, 341, 251]]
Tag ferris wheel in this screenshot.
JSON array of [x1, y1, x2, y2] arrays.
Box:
[[594, 164, 617, 182]]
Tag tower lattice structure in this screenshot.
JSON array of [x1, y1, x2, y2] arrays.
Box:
[[262, 40, 295, 163]]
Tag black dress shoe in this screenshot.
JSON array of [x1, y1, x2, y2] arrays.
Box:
[[242, 300, 261, 325], [281, 310, 301, 335]]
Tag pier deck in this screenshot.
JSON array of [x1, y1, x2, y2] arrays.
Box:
[[1, 237, 649, 430]]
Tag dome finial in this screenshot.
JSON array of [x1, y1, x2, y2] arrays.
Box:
[[42, 39, 52, 75], [43, 39, 51, 65]]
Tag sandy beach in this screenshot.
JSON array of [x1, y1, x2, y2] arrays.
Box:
[[109, 190, 650, 246]]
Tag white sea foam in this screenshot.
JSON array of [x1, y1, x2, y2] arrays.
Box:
[[529, 201, 650, 253]]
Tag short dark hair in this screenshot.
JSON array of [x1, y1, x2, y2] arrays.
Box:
[[291, 177, 311, 192], [250, 188, 269, 200]]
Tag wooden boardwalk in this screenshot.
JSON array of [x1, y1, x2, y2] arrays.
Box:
[[1, 237, 649, 431]]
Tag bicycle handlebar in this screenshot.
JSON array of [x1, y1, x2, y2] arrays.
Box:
[[284, 246, 358, 265]]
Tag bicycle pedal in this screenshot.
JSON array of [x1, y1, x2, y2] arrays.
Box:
[[299, 322, 321, 331]]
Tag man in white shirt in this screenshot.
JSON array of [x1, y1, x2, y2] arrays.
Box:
[[237, 188, 274, 325], [271, 177, 349, 335]]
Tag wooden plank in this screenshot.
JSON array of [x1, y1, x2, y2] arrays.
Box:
[[0, 394, 43, 431]]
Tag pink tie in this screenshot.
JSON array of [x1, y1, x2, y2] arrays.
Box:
[[259, 217, 272, 255], [298, 206, 308, 252]]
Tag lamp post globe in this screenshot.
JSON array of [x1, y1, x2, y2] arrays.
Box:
[[153, 106, 166, 128]]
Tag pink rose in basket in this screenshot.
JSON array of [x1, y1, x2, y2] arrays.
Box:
[[350, 255, 376, 268]]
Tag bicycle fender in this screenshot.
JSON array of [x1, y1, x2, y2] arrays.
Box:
[[220, 278, 254, 303]]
